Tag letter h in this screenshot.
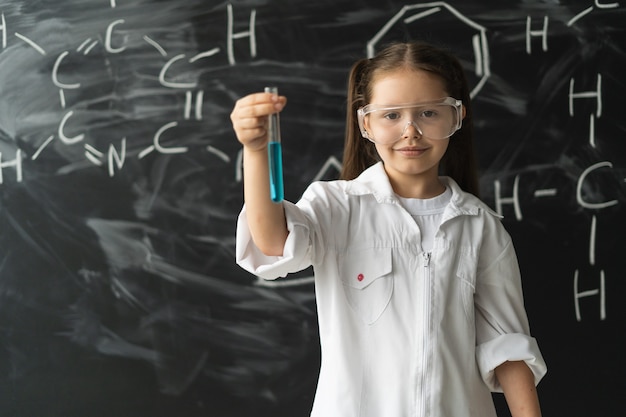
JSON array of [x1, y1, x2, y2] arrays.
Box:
[[0, 149, 23, 184], [526, 16, 548, 54], [569, 74, 602, 117], [494, 175, 523, 221], [226, 4, 257, 65], [574, 269, 606, 321]]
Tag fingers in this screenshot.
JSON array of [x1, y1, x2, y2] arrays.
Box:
[[230, 92, 287, 150], [235, 92, 286, 117]]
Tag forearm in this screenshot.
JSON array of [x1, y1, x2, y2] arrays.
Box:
[[495, 360, 542, 417], [243, 146, 288, 256]]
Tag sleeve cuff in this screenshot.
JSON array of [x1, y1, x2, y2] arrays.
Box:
[[476, 333, 547, 392], [235, 201, 312, 279]]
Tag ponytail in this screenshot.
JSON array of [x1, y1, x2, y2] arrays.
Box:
[[340, 59, 380, 180]]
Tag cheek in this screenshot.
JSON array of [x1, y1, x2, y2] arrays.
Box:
[[373, 143, 391, 159], [434, 141, 450, 159]]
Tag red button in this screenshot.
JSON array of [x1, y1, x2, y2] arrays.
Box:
[[357, 273, 364, 281]]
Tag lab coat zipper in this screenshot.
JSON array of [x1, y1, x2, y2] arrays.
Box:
[[418, 251, 432, 417]]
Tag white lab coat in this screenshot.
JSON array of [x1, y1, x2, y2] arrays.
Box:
[[236, 162, 546, 417]]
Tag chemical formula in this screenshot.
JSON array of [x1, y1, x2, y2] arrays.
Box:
[[0, 1, 623, 320]]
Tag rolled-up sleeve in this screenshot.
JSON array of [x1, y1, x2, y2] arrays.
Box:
[[474, 222, 547, 392], [476, 333, 546, 391], [236, 200, 314, 280]]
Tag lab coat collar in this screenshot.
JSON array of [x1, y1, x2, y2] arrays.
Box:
[[344, 162, 500, 219]]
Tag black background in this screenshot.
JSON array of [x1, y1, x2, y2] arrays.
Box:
[[0, 1, 625, 416]]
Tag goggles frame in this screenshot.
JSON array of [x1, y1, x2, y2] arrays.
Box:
[[357, 97, 463, 143]]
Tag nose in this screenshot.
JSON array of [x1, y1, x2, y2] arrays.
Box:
[[401, 121, 423, 139]]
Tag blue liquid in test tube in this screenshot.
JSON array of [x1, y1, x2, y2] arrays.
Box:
[[265, 87, 284, 202]]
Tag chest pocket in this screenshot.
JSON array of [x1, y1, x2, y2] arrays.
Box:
[[340, 247, 393, 325]]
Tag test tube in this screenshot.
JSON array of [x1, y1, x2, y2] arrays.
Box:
[[265, 87, 284, 202]]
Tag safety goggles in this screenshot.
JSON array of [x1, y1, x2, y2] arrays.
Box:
[[357, 97, 463, 144]]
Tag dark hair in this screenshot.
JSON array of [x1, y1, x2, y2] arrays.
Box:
[[340, 41, 480, 197]]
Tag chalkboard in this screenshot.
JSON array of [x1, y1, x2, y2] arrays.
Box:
[[0, 1, 624, 416]]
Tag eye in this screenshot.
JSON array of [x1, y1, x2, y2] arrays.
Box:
[[419, 109, 438, 118], [382, 111, 401, 121]]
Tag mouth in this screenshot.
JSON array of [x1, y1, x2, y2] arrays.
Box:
[[394, 146, 429, 156]]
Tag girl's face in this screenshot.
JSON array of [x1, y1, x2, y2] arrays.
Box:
[[365, 68, 458, 198]]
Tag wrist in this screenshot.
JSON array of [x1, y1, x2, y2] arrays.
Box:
[[243, 142, 268, 154]]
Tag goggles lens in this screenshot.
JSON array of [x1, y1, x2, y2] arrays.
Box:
[[357, 97, 462, 144]]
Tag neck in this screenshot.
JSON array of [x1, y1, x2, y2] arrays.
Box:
[[389, 175, 446, 199]]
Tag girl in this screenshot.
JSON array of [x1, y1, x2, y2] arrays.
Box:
[[230, 41, 547, 417]]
